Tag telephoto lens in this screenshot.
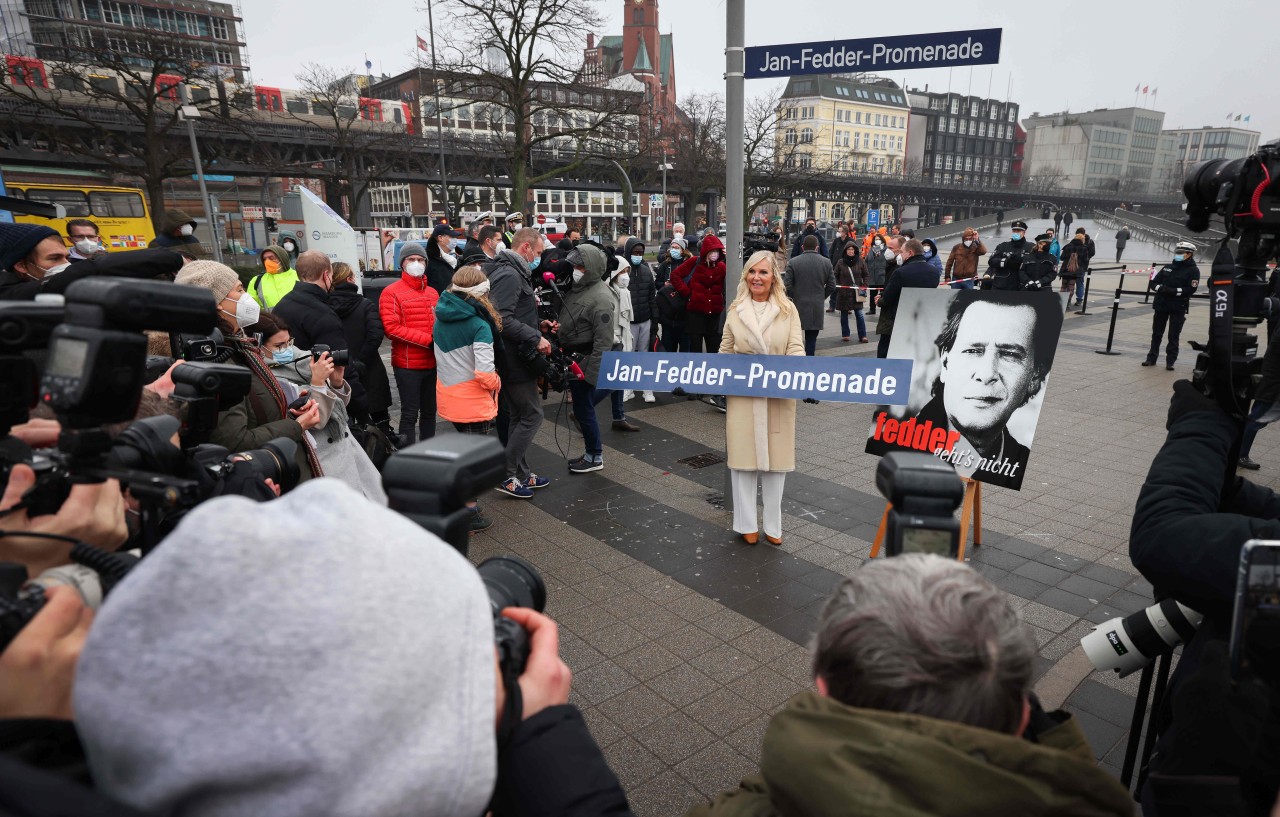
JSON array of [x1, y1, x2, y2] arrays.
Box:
[[1081, 598, 1204, 677], [234, 438, 301, 494], [479, 556, 546, 676]]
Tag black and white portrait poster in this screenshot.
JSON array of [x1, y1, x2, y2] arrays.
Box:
[[864, 289, 1065, 491]]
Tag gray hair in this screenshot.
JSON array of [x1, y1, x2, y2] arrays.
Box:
[[811, 554, 1034, 734]]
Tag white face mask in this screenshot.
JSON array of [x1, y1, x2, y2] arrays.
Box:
[[572, 270, 586, 284], [34, 261, 71, 279], [963, 240, 974, 248], [179, 224, 194, 237], [405, 260, 426, 278], [223, 293, 260, 327], [73, 238, 99, 254], [615, 273, 630, 288], [442, 252, 458, 269], [884, 251, 896, 262], [706, 251, 720, 263]]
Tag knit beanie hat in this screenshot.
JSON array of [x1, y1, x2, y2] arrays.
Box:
[[175, 260, 240, 303], [75, 479, 497, 817], [399, 241, 427, 266], [0, 223, 59, 272]]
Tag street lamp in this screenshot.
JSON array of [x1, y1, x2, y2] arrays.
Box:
[[658, 152, 673, 234], [177, 90, 222, 263]]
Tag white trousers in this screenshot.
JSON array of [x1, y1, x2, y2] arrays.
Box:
[[731, 469, 786, 539]]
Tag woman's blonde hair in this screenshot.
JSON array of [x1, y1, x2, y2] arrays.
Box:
[[728, 250, 795, 316], [449, 264, 502, 331], [332, 261, 354, 286]]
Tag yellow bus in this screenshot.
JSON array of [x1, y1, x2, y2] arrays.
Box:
[[6, 183, 156, 249]]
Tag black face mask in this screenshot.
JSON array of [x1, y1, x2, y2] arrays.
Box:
[[805, 225, 815, 234]]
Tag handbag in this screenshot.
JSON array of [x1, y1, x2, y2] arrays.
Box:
[[348, 420, 397, 471]]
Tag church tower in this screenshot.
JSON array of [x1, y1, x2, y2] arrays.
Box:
[[621, 0, 659, 77]]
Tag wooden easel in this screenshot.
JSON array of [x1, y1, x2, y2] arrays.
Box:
[[870, 478, 982, 561]]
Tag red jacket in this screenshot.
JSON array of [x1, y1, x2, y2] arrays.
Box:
[[671, 234, 727, 314], [379, 270, 438, 369]]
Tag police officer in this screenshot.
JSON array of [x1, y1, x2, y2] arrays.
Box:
[[980, 219, 1030, 291], [1143, 240, 1201, 370], [1021, 234, 1058, 292]]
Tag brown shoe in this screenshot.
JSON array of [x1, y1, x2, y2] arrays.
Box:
[[765, 534, 782, 546], [741, 532, 759, 545], [859, 337, 870, 343], [612, 419, 640, 432], [841, 336, 850, 342]]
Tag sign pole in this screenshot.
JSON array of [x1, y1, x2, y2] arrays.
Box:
[[724, 0, 745, 515]]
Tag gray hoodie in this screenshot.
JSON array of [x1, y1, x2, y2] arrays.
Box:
[[74, 479, 496, 817]]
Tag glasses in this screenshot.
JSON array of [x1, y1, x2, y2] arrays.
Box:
[[265, 337, 294, 352]]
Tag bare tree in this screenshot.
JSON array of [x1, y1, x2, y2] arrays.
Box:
[[1022, 164, 1071, 192], [663, 93, 727, 222], [427, 0, 644, 216], [743, 88, 839, 230], [0, 28, 243, 230]]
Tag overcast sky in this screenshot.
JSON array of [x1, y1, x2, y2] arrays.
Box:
[[242, 0, 1277, 143]]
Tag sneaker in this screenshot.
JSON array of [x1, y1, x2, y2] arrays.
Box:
[[642, 391, 655, 403], [1166, 363, 1175, 371], [612, 418, 640, 432], [495, 477, 534, 499], [525, 473, 550, 490], [1141, 360, 1156, 367], [468, 507, 494, 533], [568, 456, 604, 473], [672, 386, 687, 397], [1239, 457, 1262, 471], [803, 397, 820, 405], [624, 390, 636, 401], [708, 396, 728, 413]]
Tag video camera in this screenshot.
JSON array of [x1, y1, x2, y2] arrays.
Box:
[[742, 232, 780, 263], [1182, 140, 1280, 421], [524, 270, 585, 393]]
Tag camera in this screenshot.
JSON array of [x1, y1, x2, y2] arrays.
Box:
[[310, 344, 350, 367], [875, 452, 965, 558], [0, 300, 63, 437], [382, 433, 507, 555], [1182, 141, 1280, 418], [479, 555, 547, 676], [741, 232, 780, 262], [1081, 598, 1203, 677]]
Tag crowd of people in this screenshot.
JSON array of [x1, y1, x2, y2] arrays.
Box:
[[1, 203, 1273, 817]]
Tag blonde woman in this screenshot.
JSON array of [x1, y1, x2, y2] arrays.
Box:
[[434, 262, 504, 532], [719, 250, 805, 545]]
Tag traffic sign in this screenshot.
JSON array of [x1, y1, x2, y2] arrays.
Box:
[[266, 207, 282, 219], [745, 28, 1001, 80], [241, 205, 263, 220], [866, 210, 880, 229], [536, 214, 546, 224]]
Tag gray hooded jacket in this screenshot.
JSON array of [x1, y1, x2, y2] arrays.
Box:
[[74, 479, 496, 817]]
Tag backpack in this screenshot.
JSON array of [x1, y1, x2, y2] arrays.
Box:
[[348, 420, 397, 470]]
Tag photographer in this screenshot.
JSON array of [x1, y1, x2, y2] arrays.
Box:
[[689, 555, 1133, 816], [489, 227, 553, 499], [175, 262, 324, 482], [70, 480, 635, 817], [1131, 382, 1280, 815], [560, 243, 617, 474], [273, 250, 364, 413], [0, 224, 183, 301]]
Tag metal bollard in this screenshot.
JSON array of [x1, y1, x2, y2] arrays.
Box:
[[1096, 280, 1123, 355], [1076, 273, 1093, 316]]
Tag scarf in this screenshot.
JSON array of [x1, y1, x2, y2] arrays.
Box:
[[230, 336, 324, 479], [735, 297, 779, 470]]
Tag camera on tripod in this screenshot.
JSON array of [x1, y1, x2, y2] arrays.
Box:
[[875, 452, 965, 558], [1182, 140, 1280, 415], [742, 232, 780, 262]]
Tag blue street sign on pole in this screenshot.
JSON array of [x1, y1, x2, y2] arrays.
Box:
[[745, 28, 1001, 80], [866, 210, 880, 229]]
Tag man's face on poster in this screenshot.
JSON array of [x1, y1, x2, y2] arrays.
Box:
[[939, 301, 1041, 438]]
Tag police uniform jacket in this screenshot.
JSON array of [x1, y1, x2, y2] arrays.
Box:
[[984, 238, 1029, 291], [1149, 258, 1200, 314]]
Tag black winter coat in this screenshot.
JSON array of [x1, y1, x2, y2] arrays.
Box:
[[790, 229, 828, 258], [1059, 239, 1090, 279], [1020, 250, 1057, 290], [984, 238, 1030, 291], [272, 281, 363, 402], [0, 248, 183, 300], [488, 252, 544, 383], [329, 282, 384, 368], [492, 705, 636, 817], [1149, 259, 1201, 314], [627, 262, 657, 324], [426, 256, 455, 295]]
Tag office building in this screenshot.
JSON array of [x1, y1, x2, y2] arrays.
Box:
[[905, 87, 1019, 188], [1022, 107, 1181, 195]]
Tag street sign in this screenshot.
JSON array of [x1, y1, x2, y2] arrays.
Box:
[[194, 174, 236, 183], [649, 193, 662, 207], [241, 205, 263, 220], [745, 28, 1001, 80], [536, 214, 546, 224], [866, 210, 880, 228], [265, 207, 282, 219]]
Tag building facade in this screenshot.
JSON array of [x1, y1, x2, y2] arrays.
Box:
[[905, 88, 1019, 188], [778, 74, 909, 223], [12, 0, 248, 81], [1162, 125, 1261, 176], [1022, 107, 1180, 195]]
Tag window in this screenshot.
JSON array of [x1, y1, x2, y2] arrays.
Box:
[[785, 129, 796, 145], [286, 96, 310, 115], [89, 191, 145, 218], [211, 16, 229, 39], [800, 127, 813, 143], [799, 154, 811, 169], [632, 7, 642, 23], [944, 155, 954, 170], [25, 188, 90, 217], [874, 114, 881, 126], [855, 111, 862, 124]]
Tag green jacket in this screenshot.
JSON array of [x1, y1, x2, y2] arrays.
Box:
[[686, 691, 1134, 817], [558, 243, 616, 385]]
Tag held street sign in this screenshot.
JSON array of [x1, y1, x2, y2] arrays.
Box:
[[745, 28, 1001, 80]]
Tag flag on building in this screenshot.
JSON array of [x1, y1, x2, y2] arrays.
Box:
[[1245, 115, 1251, 124], [416, 35, 428, 51], [1151, 87, 1158, 97], [1142, 85, 1149, 94], [1235, 114, 1242, 121], [1134, 82, 1141, 92], [1226, 112, 1233, 120]]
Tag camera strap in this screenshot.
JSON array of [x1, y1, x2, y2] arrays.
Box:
[[496, 660, 523, 751]]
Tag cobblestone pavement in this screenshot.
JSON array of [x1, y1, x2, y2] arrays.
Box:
[[387, 223, 1274, 816]]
